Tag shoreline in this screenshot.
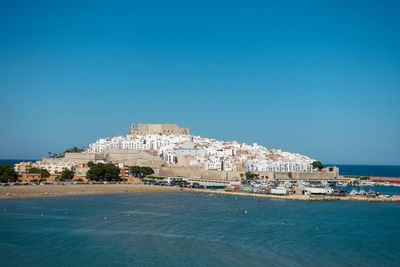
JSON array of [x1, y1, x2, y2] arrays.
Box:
[[0, 184, 182, 200], [0, 184, 399, 202], [194, 189, 400, 202]]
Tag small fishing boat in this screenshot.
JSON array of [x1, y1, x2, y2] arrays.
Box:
[[305, 187, 332, 195], [367, 190, 377, 198], [320, 180, 329, 187], [270, 187, 289, 195], [357, 188, 367, 196], [349, 189, 358, 196]]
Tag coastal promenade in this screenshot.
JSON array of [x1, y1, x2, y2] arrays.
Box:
[[1, 184, 400, 202]]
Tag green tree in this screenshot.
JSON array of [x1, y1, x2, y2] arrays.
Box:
[[312, 161, 324, 170], [0, 164, 18, 183], [86, 163, 105, 181], [140, 167, 154, 177], [245, 172, 251, 180], [288, 172, 293, 179], [28, 168, 50, 178], [87, 163, 120, 181], [47, 147, 86, 160], [64, 146, 85, 153], [60, 169, 74, 181], [245, 172, 259, 180], [104, 164, 121, 181], [130, 166, 142, 177], [129, 166, 154, 178]]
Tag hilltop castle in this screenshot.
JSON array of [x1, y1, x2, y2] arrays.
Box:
[[128, 123, 190, 136]]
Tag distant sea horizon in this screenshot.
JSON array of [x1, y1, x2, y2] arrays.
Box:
[[1, 159, 399, 178], [325, 164, 400, 178]]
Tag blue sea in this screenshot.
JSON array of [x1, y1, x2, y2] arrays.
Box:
[[0, 159, 38, 166], [326, 164, 400, 178], [0, 193, 399, 266]]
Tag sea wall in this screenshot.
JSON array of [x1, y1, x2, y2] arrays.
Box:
[[159, 167, 337, 181], [62, 150, 164, 169], [159, 166, 242, 181], [63, 153, 97, 162], [102, 150, 164, 169]]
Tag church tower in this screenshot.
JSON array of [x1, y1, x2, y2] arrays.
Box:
[[127, 123, 138, 136]]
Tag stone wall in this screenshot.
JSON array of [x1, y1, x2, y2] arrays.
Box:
[[56, 150, 164, 170], [159, 166, 242, 181], [62, 153, 97, 162], [105, 150, 164, 170], [159, 168, 339, 182]]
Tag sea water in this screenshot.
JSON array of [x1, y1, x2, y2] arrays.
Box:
[[326, 164, 400, 177], [0, 159, 38, 166], [0, 193, 399, 266]]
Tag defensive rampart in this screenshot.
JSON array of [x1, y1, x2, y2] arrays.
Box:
[[159, 166, 242, 181]]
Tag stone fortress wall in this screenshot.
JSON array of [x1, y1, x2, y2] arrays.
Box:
[[158, 166, 340, 181], [45, 151, 164, 171], [128, 123, 190, 136], [158, 166, 243, 181], [104, 150, 164, 169]]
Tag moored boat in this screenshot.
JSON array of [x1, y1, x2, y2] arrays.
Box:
[[305, 187, 332, 195], [270, 187, 289, 195]]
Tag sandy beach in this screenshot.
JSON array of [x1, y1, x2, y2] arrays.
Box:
[[1, 184, 399, 202], [0, 184, 183, 199]]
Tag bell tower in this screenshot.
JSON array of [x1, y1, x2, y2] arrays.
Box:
[[127, 123, 138, 136]]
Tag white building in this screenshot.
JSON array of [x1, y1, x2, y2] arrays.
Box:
[[86, 130, 315, 173], [33, 161, 75, 174]]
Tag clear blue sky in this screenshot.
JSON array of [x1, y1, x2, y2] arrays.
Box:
[[1, 0, 399, 164]]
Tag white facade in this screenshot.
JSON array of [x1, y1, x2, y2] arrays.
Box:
[[33, 161, 75, 174], [86, 131, 315, 173], [163, 152, 177, 164]]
